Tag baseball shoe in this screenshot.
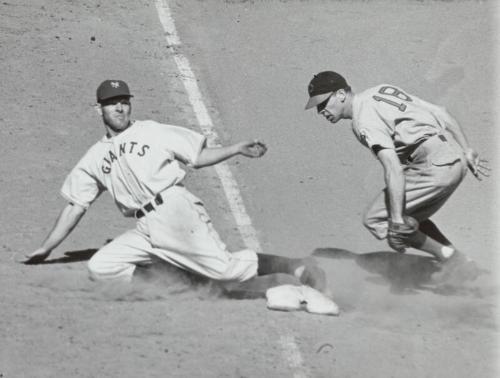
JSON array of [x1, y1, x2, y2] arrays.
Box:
[[294, 257, 328, 294], [300, 286, 340, 316], [266, 284, 340, 316], [431, 250, 480, 285], [266, 285, 303, 312]]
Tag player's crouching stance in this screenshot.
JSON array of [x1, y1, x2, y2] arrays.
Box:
[[305, 71, 490, 285], [26, 80, 338, 316]]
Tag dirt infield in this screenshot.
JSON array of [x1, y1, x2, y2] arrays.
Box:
[[1, 0, 498, 377]]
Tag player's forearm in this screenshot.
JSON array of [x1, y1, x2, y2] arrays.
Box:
[[193, 144, 241, 168], [377, 149, 405, 223], [40, 203, 86, 252], [385, 167, 406, 224]]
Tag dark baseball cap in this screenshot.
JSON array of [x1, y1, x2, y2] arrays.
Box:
[[305, 71, 348, 110], [96, 80, 133, 103]]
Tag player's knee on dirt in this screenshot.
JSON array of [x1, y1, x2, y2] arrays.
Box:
[[209, 249, 258, 282], [87, 255, 135, 282], [213, 264, 257, 282]]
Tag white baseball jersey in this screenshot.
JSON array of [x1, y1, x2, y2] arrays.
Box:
[[61, 120, 206, 216], [69, 120, 259, 283], [351, 84, 446, 159]]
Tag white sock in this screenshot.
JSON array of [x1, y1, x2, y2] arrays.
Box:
[[294, 266, 305, 278], [441, 246, 455, 259]]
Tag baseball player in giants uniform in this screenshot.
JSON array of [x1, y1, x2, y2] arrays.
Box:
[[26, 80, 330, 299], [305, 71, 490, 283]]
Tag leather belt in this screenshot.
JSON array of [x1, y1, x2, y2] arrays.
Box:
[[135, 193, 164, 218]]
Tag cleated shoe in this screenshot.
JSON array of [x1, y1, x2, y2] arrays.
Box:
[[266, 285, 304, 312], [266, 285, 340, 316], [300, 286, 340, 316], [431, 251, 480, 285]]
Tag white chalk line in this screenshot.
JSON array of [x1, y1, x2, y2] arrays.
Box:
[[155, 0, 261, 254], [279, 335, 311, 378], [154, 1, 309, 377]]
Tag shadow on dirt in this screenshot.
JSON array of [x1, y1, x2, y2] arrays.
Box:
[[312, 247, 488, 296], [23, 248, 98, 265], [24, 246, 489, 298]]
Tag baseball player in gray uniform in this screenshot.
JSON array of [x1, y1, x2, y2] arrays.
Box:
[[26, 80, 330, 300], [305, 71, 490, 283]]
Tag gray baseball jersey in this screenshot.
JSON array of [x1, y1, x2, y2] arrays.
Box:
[[351, 84, 466, 239]]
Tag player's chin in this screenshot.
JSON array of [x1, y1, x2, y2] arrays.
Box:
[[325, 116, 339, 124], [111, 120, 130, 131]]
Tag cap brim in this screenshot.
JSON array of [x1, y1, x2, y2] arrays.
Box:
[[304, 92, 333, 110], [98, 94, 133, 103]]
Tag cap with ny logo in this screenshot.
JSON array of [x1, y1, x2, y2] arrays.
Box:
[[96, 80, 133, 103]]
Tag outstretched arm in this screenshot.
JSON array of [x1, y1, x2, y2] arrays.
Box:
[[431, 105, 490, 180], [25, 202, 87, 264], [192, 140, 267, 169]]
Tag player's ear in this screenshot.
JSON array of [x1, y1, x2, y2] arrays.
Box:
[[94, 103, 103, 116], [337, 89, 347, 102]]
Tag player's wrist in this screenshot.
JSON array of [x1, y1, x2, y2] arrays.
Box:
[[230, 142, 242, 153], [389, 216, 405, 225], [464, 147, 475, 155], [39, 243, 55, 254], [235, 141, 252, 156]]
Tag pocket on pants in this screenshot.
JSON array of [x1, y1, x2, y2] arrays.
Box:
[[429, 145, 461, 166]]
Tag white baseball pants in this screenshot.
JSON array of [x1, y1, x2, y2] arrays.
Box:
[[87, 186, 258, 282]]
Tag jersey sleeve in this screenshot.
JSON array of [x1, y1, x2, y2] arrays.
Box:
[[356, 106, 395, 151], [60, 155, 104, 209], [161, 124, 207, 166]]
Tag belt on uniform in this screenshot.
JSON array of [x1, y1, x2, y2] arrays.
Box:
[[407, 134, 447, 163], [135, 193, 164, 218]]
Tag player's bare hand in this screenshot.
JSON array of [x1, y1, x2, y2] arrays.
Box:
[[465, 148, 490, 181], [23, 248, 52, 264], [239, 140, 267, 158]]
